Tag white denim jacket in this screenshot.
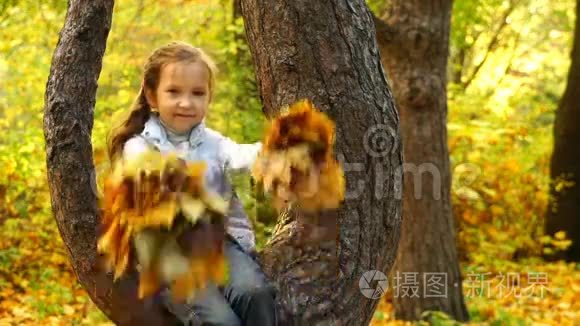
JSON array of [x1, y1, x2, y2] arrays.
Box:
[[123, 115, 262, 252]]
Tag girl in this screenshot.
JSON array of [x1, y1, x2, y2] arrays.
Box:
[[107, 41, 277, 326]]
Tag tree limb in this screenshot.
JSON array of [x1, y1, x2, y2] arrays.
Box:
[[462, 0, 521, 89]]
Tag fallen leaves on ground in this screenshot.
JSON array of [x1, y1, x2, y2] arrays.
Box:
[[370, 258, 580, 325]]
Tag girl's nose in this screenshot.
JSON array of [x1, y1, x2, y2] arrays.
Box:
[[178, 95, 194, 108]]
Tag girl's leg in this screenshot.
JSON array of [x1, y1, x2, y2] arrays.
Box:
[[160, 284, 241, 326], [222, 237, 277, 326], [160, 235, 276, 326]]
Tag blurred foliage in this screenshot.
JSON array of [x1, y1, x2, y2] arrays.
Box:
[[447, 0, 574, 265], [370, 0, 579, 324], [0, 0, 578, 324]]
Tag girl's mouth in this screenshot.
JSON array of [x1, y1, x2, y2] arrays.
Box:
[[175, 113, 195, 118]]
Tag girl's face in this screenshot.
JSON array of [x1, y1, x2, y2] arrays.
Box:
[[146, 60, 211, 134]]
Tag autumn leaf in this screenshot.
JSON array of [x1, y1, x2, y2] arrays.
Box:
[[252, 99, 345, 213], [97, 150, 229, 300]]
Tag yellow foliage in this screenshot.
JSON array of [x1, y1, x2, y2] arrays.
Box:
[[555, 231, 567, 240], [252, 99, 345, 212], [97, 150, 228, 302]]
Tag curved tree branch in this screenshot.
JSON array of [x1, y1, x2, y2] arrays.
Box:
[[43, 1, 177, 324], [241, 0, 403, 324]]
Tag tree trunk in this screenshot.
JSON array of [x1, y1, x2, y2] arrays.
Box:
[[233, 0, 242, 19], [374, 1, 469, 321], [43, 2, 178, 324], [240, 0, 402, 324], [44, 0, 403, 325], [546, 0, 580, 262]]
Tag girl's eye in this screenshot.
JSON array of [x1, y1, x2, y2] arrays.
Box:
[[167, 89, 178, 94], [193, 91, 206, 96]]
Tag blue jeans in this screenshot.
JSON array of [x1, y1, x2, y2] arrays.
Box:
[[161, 236, 277, 326]]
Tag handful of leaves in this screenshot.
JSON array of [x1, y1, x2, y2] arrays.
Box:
[[252, 100, 345, 212], [97, 150, 229, 302]]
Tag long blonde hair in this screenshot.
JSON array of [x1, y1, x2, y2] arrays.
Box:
[[107, 41, 218, 162]]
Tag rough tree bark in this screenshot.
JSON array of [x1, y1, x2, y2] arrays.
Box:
[[546, 0, 580, 262], [43, 0, 403, 325], [240, 0, 402, 324], [374, 1, 469, 321], [43, 1, 177, 324]]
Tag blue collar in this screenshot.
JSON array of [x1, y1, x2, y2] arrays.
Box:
[[141, 114, 206, 148]]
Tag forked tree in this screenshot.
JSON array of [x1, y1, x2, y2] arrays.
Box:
[[43, 1, 402, 324]]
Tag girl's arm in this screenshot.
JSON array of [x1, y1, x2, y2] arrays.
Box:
[[219, 136, 262, 174]]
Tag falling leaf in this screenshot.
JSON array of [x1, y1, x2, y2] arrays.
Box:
[[133, 229, 165, 269], [252, 99, 345, 213], [97, 149, 229, 300], [179, 195, 206, 224]]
